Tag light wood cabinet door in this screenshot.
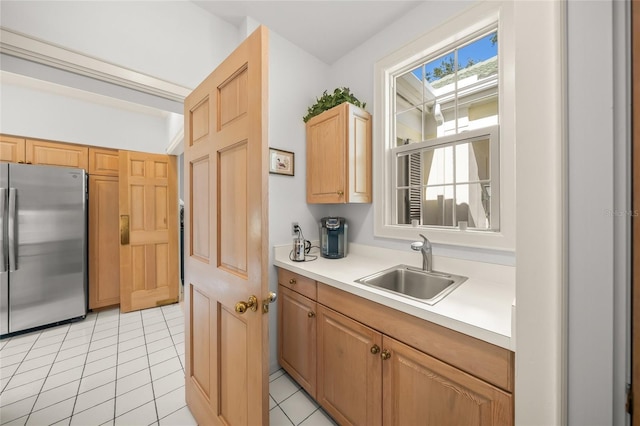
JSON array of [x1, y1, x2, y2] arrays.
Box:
[[382, 336, 513, 426], [278, 285, 317, 398], [306, 102, 371, 204], [317, 305, 382, 426], [0, 135, 26, 163], [88, 175, 120, 309], [26, 140, 89, 170], [89, 148, 119, 176]]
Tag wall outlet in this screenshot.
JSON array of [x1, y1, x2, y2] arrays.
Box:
[[291, 222, 299, 236]]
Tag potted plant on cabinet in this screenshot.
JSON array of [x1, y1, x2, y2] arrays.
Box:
[[302, 87, 366, 123]]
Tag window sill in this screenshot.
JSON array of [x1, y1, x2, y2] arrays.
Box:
[[374, 222, 515, 252]]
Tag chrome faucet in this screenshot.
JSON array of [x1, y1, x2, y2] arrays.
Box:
[[410, 234, 432, 272]]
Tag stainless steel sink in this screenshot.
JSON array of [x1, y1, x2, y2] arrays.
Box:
[[355, 265, 467, 305]]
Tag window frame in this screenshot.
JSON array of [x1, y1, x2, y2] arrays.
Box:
[[373, 1, 515, 250], [391, 125, 500, 231]]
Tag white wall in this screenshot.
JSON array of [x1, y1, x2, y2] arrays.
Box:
[[567, 1, 630, 424], [267, 29, 330, 373], [0, 72, 171, 153], [0, 0, 239, 152], [312, 0, 517, 266], [0, 1, 238, 89]]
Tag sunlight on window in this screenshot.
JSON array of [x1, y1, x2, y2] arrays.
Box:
[[392, 29, 499, 231]]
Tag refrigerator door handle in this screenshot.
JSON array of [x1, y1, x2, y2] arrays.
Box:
[[0, 187, 5, 273], [8, 188, 16, 272]]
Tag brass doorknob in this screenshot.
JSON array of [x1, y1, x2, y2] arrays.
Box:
[[235, 295, 258, 314], [262, 292, 278, 314], [381, 350, 391, 361], [370, 345, 380, 355], [308, 311, 315, 318], [289, 278, 296, 285], [337, 190, 344, 196]]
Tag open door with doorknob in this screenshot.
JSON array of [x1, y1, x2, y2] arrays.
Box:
[[183, 26, 272, 425]]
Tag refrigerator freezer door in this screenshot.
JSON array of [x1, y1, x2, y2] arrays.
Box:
[[0, 163, 8, 335], [8, 164, 87, 333]]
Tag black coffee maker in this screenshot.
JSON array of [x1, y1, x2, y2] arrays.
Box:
[[320, 217, 347, 259]]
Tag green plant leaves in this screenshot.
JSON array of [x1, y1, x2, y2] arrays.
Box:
[[302, 87, 366, 123]]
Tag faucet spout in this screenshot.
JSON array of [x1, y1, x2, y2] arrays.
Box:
[[410, 234, 432, 272]]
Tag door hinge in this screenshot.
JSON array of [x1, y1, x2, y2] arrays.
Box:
[[627, 383, 632, 415]]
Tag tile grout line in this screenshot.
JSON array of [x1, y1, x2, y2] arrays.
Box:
[[0, 332, 43, 394], [110, 306, 121, 426], [161, 306, 184, 373], [154, 305, 185, 424], [113, 309, 133, 425], [143, 310, 163, 425], [0, 306, 197, 426], [65, 314, 100, 426], [24, 320, 84, 425], [270, 374, 334, 426]]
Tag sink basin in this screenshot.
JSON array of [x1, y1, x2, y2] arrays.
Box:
[[355, 265, 467, 305]]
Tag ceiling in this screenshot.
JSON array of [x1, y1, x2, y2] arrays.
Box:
[[193, 1, 423, 64]]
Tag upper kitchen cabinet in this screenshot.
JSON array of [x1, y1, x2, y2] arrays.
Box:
[[0, 135, 26, 163], [89, 147, 120, 176], [306, 103, 372, 204], [26, 139, 89, 170]]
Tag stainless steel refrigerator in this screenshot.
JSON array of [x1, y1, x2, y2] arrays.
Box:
[[0, 163, 88, 336]]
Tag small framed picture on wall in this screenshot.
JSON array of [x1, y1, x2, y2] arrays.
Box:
[[269, 148, 294, 176]]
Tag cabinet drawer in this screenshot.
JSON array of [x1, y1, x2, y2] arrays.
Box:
[[278, 269, 316, 300]]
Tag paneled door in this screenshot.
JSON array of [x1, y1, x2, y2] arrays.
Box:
[[183, 26, 270, 425], [119, 150, 179, 312]]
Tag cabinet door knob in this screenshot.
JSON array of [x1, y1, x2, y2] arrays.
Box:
[[308, 311, 315, 318], [370, 345, 380, 355], [289, 278, 296, 285], [337, 190, 344, 196], [381, 349, 391, 361]]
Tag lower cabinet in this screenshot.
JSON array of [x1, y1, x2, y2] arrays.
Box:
[[382, 336, 512, 426], [277, 268, 514, 426], [316, 305, 382, 426], [278, 285, 317, 397]]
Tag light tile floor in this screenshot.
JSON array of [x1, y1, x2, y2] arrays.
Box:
[[0, 305, 336, 426]]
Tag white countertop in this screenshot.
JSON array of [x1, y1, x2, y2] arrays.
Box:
[[273, 243, 516, 351]]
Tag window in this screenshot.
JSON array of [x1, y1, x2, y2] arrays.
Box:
[[374, 2, 515, 249], [394, 126, 499, 230]]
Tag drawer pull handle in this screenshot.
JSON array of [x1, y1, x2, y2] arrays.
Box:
[[289, 278, 296, 285]]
